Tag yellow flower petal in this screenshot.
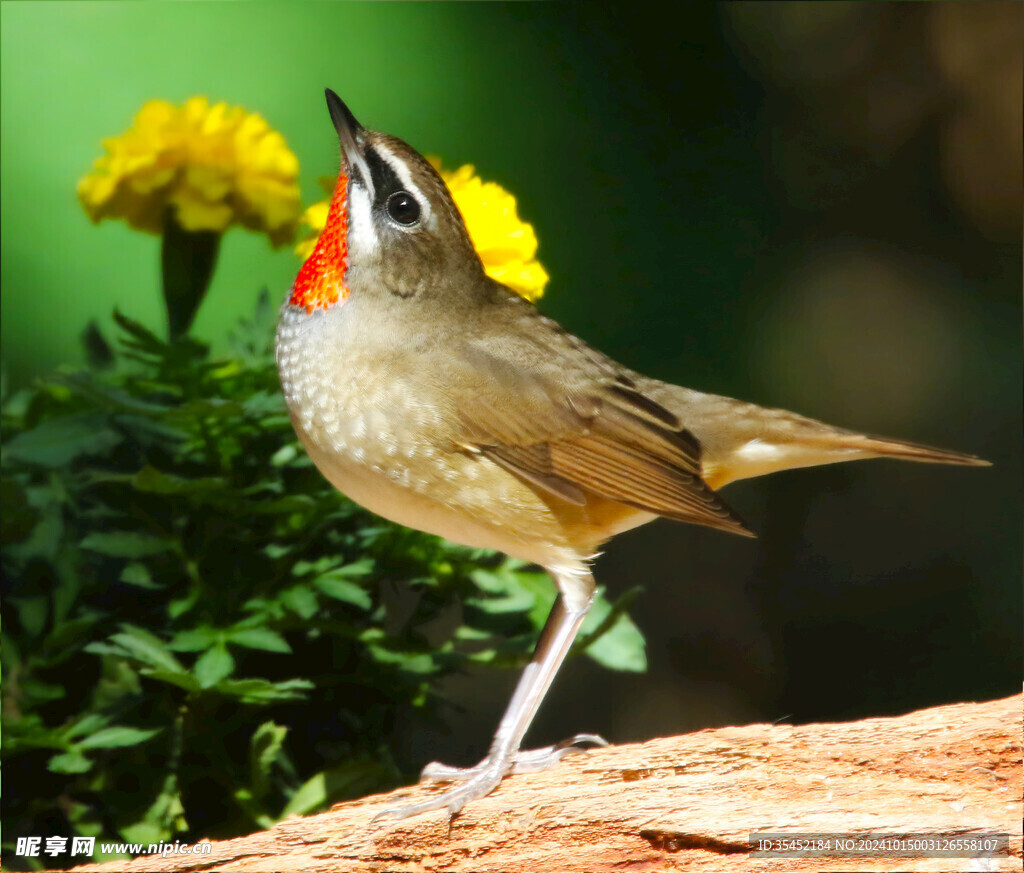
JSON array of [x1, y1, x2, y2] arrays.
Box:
[[440, 161, 548, 300], [78, 97, 301, 245], [294, 237, 317, 261], [169, 187, 233, 232]]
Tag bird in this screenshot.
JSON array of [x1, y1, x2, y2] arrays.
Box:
[[275, 88, 989, 821]]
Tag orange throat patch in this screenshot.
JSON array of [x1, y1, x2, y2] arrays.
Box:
[[290, 173, 349, 313]]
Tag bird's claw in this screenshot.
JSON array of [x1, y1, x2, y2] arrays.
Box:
[[420, 732, 608, 781], [370, 764, 506, 823], [370, 733, 608, 823]]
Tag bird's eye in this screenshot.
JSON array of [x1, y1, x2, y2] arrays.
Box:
[[385, 191, 421, 226]]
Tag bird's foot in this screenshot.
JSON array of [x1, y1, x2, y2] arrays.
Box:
[[370, 733, 607, 822], [420, 732, 608, 781]]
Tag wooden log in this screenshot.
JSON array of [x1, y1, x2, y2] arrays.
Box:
[[68, 690, 1022, 873]]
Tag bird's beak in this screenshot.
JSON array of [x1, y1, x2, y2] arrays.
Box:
[[325, 88, 375, 200]]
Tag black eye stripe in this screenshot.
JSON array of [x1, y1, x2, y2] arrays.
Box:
[[363, 146, 403, 207]]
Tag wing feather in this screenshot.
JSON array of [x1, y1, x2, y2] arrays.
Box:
[[453, 337, 751, 537]]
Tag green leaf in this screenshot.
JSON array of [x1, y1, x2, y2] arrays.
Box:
[[577, 588, 647, 672], [62, 713, 112, 741], [314, 574, 372, 610], [281, 755, 398, 817], [60, 370, 169, 413], [280, 585, 319, 619], [291, 556, 340, 576], [77, 726, 162, 750], [84, 640, 131, 658], [18, 677, 66, 703], [280, 771, 327, 819], [112, 413, 188, 443], [248, 721, 288, 799], [138, 669, 201, 692], [240, 596, 287, 622], [270, 444, 298, 466], [92, 659, 143, 709], [10, 595, 48, 637], [108, 626, 184, 672], [329, 557, 374, 578], [81, 531, 172, 558], [52, 550, 82, 621], [466, 568, 536, 614], [167, 583, 201, 619], [503, 569, 558, 630], [263, 543, 292, 559], [3, 413, 122, 466], [232, 786, 275, 831], [131, 466, 225, 496], [134, 758, 187, 835], [229, 627, 291, 654], [453, 625, 493, 641], [240, 391, 285, 419], [364, 642, 437, 674], [215, 678, 313, 704], [3, 716, 65, 753], [48, 751, 94, 774], [169, 627, 219, 652], [120, 562, 160, 589], [113, 309, 167, 353], [119, 821, 171, 848], [194, 644, 235, 688]]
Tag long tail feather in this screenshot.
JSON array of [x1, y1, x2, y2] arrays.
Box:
[[842, 434, 991, 467], [700, 421, 990, 489]]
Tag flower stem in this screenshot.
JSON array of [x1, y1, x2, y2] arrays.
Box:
[[161, 214, 221, 340]]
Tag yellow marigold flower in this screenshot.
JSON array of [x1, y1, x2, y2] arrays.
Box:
[[78, 97, 301, 246], [295, 160, 549, 301]]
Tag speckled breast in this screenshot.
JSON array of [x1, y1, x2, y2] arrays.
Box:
[[273, 303, 577, 566]]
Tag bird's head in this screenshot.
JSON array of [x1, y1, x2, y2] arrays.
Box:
[[289, 89, 482, 315]]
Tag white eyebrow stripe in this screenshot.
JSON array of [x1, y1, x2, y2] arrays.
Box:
[[374, 141, 433, 225], [346, 183, 378, 254]]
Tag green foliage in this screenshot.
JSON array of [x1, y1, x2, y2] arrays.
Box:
[[1, 295, 646, 868]]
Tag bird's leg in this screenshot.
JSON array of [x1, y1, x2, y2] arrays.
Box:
[[373, 569, 599, 821]]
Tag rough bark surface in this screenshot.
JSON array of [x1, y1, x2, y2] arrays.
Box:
[[68, 691, 1022, 873]]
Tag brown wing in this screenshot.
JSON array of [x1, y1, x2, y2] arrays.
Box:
[[452, 332, 752, 538]]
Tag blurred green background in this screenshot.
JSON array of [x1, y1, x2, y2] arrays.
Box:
[[2, 0, 1020, 812]]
